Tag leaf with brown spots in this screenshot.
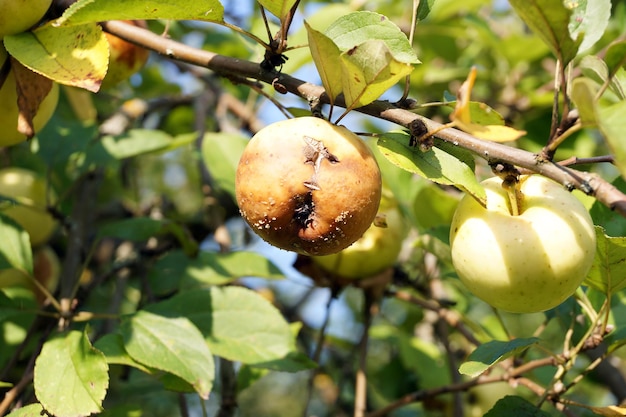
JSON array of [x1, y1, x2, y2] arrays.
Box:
[[11, 58, 54, 139]]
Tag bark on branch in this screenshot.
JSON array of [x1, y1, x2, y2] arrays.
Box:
[[100, 20, 626, 218]]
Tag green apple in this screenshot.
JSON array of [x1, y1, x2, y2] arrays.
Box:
[[0, 46, 59, 146], [312, 191, 405, 279], [0, 167, 57, 247], [236, 117, 382, 256], [0, 245, 60, 304], [449, 175, 596, 313], [0, 0, 52, 38]]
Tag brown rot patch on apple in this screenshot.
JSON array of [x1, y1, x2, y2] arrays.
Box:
[[293, 191, 315, 229], [235, 117, 382, 256]]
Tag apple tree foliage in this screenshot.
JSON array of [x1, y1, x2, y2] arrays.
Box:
[[1, 0, 626, 416]]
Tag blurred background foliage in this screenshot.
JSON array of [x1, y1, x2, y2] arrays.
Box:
[[2, 0, 626, 416]]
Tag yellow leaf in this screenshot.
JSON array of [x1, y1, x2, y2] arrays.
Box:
[[340, 40, 414, 109], [455, 120, 526, 142], [451, 67, 477, 124], [5, 23, 109, 92], [305, 21, 343, 105], [585, 405, 626, 416]]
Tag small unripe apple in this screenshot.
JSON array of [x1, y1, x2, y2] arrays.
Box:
[[0, 245, 60, 304], [312, 191, 405, 279], [0, 167, 57, 247], [0, 47, 59, 146], [236, 117, 382, 256], [449, 175, 596, 313], [100, 21, 149, 89], [0, 0, 52, 38]]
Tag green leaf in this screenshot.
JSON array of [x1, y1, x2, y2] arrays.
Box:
[[590, 177, 626, 237], [605, 40, 626, 79], [413, 183, 459, 230], [377, 132, 486, 206], [484, 395, 552, 417], [148, 249, 284, 295], [99, 129, 177, 159], [508, 0, 582, 65], [201, 132, 248, 201], [578, 55, 625, 100], [5, 403, 46, 417], [0, 214, 33, 274], [340, 39, 415, 109], [54, 0, 224, 26], [445, 101, 506, 126], [305, 21, 343, 105], [305, 11, 419, 110], [566, 0, 611, 53], [459, 338, 539, 377], [325, 11, 420, 65], [570, 77, 598, 126], [584, 226, 626, 294], [149, 286, 303, 369], [605, 326, 626, 354], [34, 330, 109, 417], [416, 0, 436, 21], [121, 311, 214, 399], [257, 0, 298, 22], [598, 100, 626, 181], [94, 333, 152, 373], [4, 23, 109, 92]]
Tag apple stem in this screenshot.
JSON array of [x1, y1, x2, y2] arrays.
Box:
[[503, 179, 523, 216]]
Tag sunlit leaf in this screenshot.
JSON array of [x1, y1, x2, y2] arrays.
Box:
[[566, 0, 611, 53], [4, 23, 109, 92], [100, 129, 176, 159], [0, 214, 33, 274], [201, 132, 248, 201], [121, 311, 214, 399], [305, 21, 343, 105], [54, 0, 224, 26], [509, 0, 582, 65], [451, 68, 525, 142], [340, 40, 414, 109], [94, 333, 152, 373], [574, 404, 626, 417], [413, 183, 460, 230], [579, 55, 625, 101], [584, 226, 626, 295], [570, 77, 598, 126], [453, 121, 526, 142], [257, 0, 298, 22], [5, 403, 46, 417], [34, 330, 108, 416], [325, 11, 420, 65], [377, 132, 486, 206], [459, 338, 539, 377], [451, 67, 476, 125], [148, 286, 307, 370], [598, 100, 626, 181], [445, 101, 506, 126]]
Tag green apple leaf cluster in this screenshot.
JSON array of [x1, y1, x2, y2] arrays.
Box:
[[306, 11, 420, 113]]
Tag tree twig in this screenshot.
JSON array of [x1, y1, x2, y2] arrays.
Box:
[[100, 20, 626, 218]]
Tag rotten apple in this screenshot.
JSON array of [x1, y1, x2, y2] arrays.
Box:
[[235, 116, 382, 256]]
